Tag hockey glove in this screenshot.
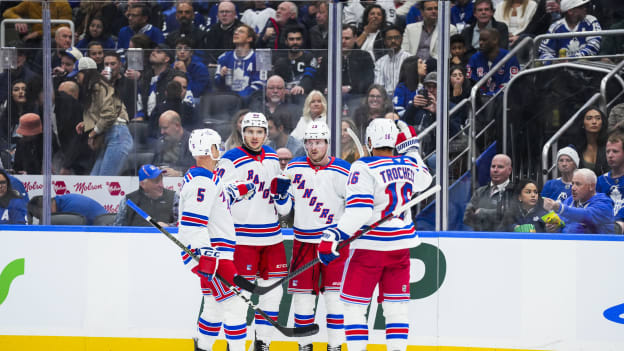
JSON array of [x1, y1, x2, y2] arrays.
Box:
[[318, 227, 349, 265], [191, 247, 221, 281], [226, 181, 256, 204], [395, 120, 421, 154], [270, 175, 291, 204]]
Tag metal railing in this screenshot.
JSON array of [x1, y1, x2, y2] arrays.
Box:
[[541, 93, 602, 185], [1, 19, 75, 48], [600, 59, 624, 112]]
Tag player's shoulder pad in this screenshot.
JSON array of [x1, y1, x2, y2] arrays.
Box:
[[286, 156, 308, 170], [184, 166, 217, 182], [331, 157, 352, 171], [221, 147, 247, 162], [262, 145, 279, 161], [262, 144, 277, 154]]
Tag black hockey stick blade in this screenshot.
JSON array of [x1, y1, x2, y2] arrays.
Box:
[[125, 199, 319, 337], [234, 184, 442, 295]]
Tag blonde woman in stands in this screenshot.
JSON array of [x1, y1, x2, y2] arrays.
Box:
[[494, 0, 538, 46], [290, 90, 327, 141]]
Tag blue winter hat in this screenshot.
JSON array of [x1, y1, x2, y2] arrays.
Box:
[[138, 164, 163, 181]]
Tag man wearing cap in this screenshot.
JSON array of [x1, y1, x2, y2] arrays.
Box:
[[53, 47, 83, 87], [114, 164, 179, 227], [117, 3, 165, 50], [136, 43, 176, 120], [538, 0, 602, 60], [542, 146, 579, 202]]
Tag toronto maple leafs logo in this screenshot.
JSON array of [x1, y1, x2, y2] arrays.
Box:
[[610, 186, 623, 216], [557, 192, 568, 202], [567, 37, 582, 56]]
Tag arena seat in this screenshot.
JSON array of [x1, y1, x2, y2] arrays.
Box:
[[50, 212, 87, 225]]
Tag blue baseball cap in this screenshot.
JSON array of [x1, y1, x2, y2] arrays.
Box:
[[138, 164, 163, 181]]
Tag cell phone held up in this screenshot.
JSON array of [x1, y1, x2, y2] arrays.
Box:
[[418, 87, 431, 107]]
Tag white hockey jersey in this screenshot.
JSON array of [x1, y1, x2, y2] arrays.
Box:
[[217, 145, 283, 246], [336, 154, 432, 251], [275, 156, 351, 243], [178, 166, 237, 265]]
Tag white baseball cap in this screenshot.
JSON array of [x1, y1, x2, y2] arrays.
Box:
[[560, 0, 590, 12]]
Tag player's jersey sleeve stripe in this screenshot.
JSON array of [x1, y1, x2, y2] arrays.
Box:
[[180, 211, 209, 227]]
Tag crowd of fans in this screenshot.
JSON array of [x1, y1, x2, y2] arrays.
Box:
[[0, 0, 622, 233]]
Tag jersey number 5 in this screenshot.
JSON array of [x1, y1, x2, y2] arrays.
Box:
[[197, 188, 206, 202], [382, 183, 412, 219]]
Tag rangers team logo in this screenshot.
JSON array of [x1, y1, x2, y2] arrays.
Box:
[[477, 67, 484, 77], [510, 66, 519, 75], [106, 182, 124, 196], [402, 284, 407, 292], [52, 181, 70, 195]]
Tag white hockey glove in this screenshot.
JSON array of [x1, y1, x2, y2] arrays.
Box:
[[225, 180, 256, 204], [395, 120, 421, 154]]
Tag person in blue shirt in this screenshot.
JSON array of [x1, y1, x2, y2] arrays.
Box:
[[173, 37, 211, 97], [543, 168, 615, 234], [542, 146, 579, 202], [467, 28, 520, 96], [0, 169, 27, 224], [76, 17, 116, 51], [597, 131, 624, 222], [28, 194, 107, 225], [451, 0, 474, 32], [117, 3, 165, 50]]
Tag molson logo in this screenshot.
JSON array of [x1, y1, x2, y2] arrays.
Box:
[[106, 182, 124, 196], [0, 258, 24, 306], [52, 181, 70, 195], [23, 181, 43, 192], [73, 182, 103, 194]]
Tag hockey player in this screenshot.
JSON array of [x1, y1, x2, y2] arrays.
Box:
[[178, 128, 256, 351], [317, 118, 432, 351], [272, 121, 350, 351], [217, 112, 286, 351]]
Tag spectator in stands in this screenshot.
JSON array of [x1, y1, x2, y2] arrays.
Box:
[[542, 145, 579, 202], [117, 3, 165, 50], [76, 17, 116, 51], [0, 80, 38, 151], [73, 57, 133, 176], [204, 1, 242, 64], [597, 131, 624, 223], [164, 0, 207, 58], [102, 51, 136, 119], [114, 164, 179, 227], [28, 194, 107, 225], [500, 179, 549, 232], [248, 75, 300, 123], [0, 43, 37, 105], [149, 73, 199, 134], [356, 4, 389, 61], [241, 0, 276, 34], [225, 109, 247, 150], [137, 44, 176, 121], [74, 1, 125, 40], [451, 0, 475, 32], [538, 0, 602, 60], [464, 153, 515, 231], [310, 1, 329, 50], [494, 0, 548, 47], [87, 42, 105, 70], [277, 147, 293, 171], [272, 26, 319, 98], [174, 37, 210, 97], [599, 17, 624, 63], [461, 0, 510, 56], [543, 168, 615, 234], [403, 71, 439, 153], [341, 118, 368, 163], [13, 113, 44, 174], [153, 110, 195, 177], [393, 56, 421, 117], [124, 33, 156, 82], [53, 47, 83, 88], [267, 110, 305, 157], [2, 1, 72, 43], [291, 90, 327, 140], [315, 24, 375, 96], [352, 84, 394, 139], [571, 106, 608, 176], [214, 24, 263, 100], [42, 27, 74, 73], [450, 34, 469, 67], [450, 65, 471, 105], [402, 1, 459, 60], [55, 81, 92, 175], [0, 168, 27, 224], [374, 25, 411, 97], [467, 28, 520, 96], [257, 1, 306, 50]]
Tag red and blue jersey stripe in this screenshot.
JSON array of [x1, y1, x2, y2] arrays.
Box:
[[255, 310, 278, 326], [344, 324, 368, 341], [223, 323, 247, 340], [326, 314, 344, 330], [294, 313, 315, 327], [198, 318, 221, 336], [211, 237, 236, 254], [346, 194, 374, 209], [293, 224, 335, 240], [234, 222, 281, 237], [361, 223, 416, 242], [340, 292, 372, 305], [180, 211, 208, 227], [386, 323, 409, 339]]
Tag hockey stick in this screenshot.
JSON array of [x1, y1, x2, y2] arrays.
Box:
[[234, 184, 442, 295], [125, 199, 319, 338], [346, 127, 365, 158]]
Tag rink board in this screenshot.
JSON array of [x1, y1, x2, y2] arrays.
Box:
[[1, 226, 623, 351]]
